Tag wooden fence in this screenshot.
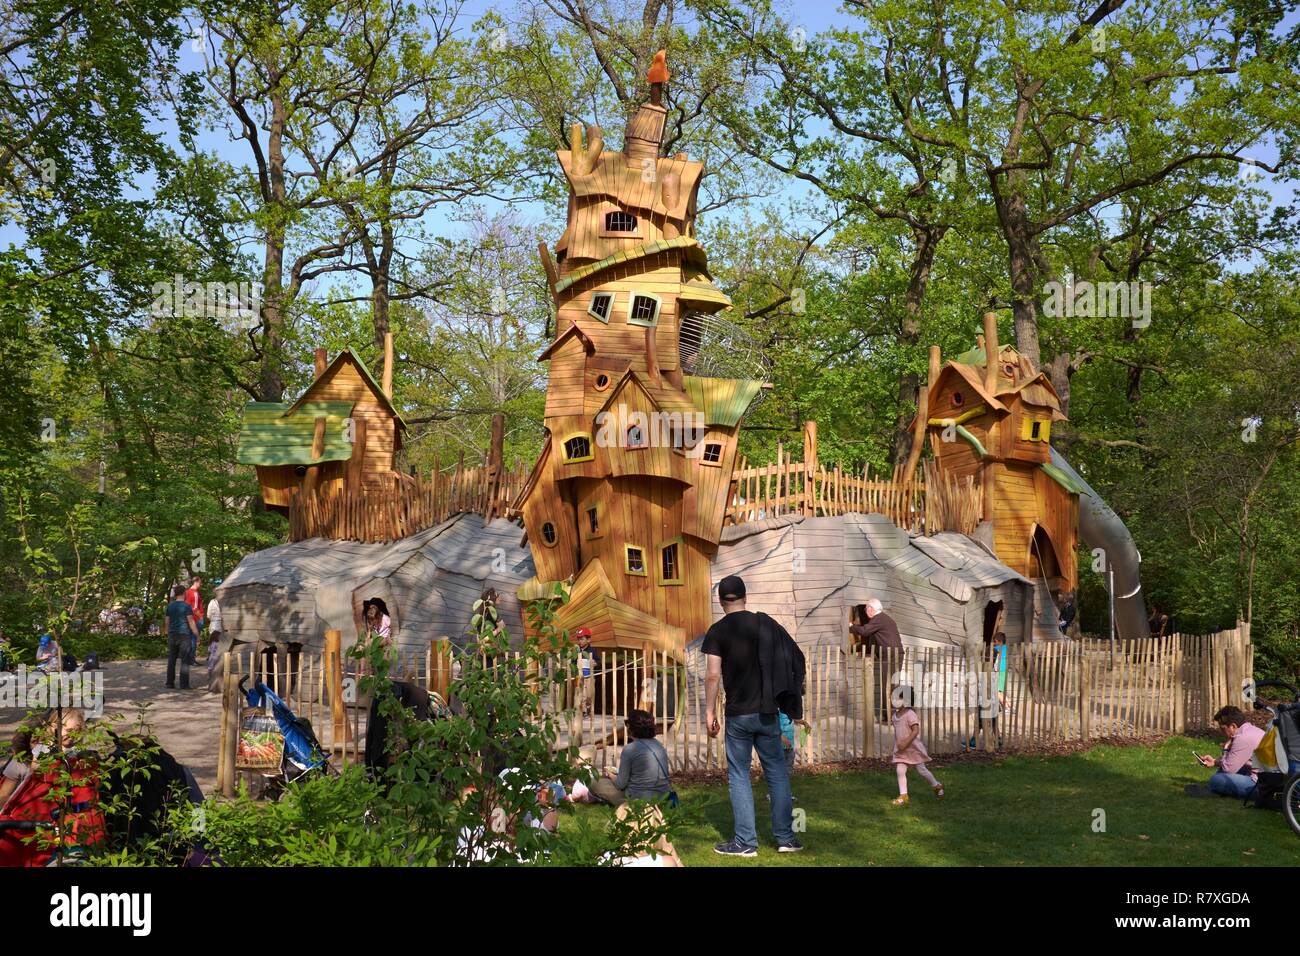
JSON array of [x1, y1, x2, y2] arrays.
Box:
[[722, 422, 982, 534], [217, 627, 1250, 793], [286, 460, 530, 543]]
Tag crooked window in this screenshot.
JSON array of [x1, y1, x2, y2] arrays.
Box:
[[562, 434, 594, 462], [587, 292, 613, 323], [604, 211, 638, 233], [627, 294, 661, 328]]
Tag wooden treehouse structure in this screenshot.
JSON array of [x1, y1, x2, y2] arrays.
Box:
[[913, 314, 1085, 609], [514, 52, 766, 659], [237, 337, 527, 542]]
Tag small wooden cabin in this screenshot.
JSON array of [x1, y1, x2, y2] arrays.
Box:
[[236, 345, 406, 510], [919, 316, 1084, 607]]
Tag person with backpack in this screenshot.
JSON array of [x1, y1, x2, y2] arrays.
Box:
[[590, 709, 674, 807], [704, 575, 805, 857]]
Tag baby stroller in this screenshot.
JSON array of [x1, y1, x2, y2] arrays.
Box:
[[1249, 679, 1300, 837], [238, 677, 334, 795], [0, 751, 106, 866]]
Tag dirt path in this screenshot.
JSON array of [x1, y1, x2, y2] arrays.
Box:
[[0, 659, 224, 795]]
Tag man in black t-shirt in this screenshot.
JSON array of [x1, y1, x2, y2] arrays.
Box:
[[164, 584, 198, 690], [703, 575, 800, 857]]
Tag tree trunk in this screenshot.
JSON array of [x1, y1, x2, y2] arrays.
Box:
[[258, 87, 288, 403], [892, 225, 945, 465]]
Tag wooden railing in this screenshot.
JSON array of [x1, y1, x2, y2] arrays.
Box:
[[286, 460, 530, 543], [723, 422, 983, 535], [217, 627, 1250, 791]]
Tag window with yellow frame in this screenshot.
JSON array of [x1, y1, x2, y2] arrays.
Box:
[[658, 538, 683, 585], [1020, 416, 1051, 442], [624, 544, 648, 576], [562, 433, 595, 463]]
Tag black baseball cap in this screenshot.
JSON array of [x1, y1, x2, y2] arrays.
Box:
[[718, 576, 746, 601]]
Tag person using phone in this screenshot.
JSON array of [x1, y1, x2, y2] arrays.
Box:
[[1186, 706, 1264, 798]]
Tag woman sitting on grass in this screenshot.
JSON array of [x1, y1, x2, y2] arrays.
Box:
[[591, 709, 673, 807], [890, 686, 944, 806]]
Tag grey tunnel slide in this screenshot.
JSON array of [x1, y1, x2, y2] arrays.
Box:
[[1049, 448, 1151, 641]]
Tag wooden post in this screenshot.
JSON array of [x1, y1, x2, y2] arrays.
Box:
[[802, 421, 818, 516], [982, 311, 999, 395], [902, 384, 929, 483], [324, 628, 347, 746], [486, 412, 505, 518], [928, 344, 942, 391], [382, 331, 394, 398], [313, 347, 327, 378], [220, 656, 238, 797]]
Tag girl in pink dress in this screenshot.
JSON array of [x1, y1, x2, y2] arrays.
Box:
[[890, 687, 944, 805]]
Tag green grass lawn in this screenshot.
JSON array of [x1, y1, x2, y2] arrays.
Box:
[[569, 737, 1300, 866]]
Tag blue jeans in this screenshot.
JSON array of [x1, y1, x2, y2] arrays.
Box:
[[1208, 771, 1256, 799], [725, 712, 794, 848]]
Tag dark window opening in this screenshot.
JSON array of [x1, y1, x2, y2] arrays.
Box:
[[1030, 421, 1042, 440], [951, 391, 965, 407], [594, 373, 610, 390], [587, 508, 599, 534], [563, 435, 591, 461], [588, 292, 613, 321], [626, 424, 646, 448], [541, 522, 557, 546], [629, 294, 659, 326], [660, 542, 680, 582], [604, 211, 638, 232], [702, 442, 723, 463], [626, 547, 646, 574]]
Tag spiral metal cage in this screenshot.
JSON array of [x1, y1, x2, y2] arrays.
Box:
[[678, 310, 771, 409]]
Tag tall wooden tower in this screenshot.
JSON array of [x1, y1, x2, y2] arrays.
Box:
[[515, 51, 763, 657]]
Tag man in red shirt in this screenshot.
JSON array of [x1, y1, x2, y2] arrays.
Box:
[[184, 576, 203, 661]]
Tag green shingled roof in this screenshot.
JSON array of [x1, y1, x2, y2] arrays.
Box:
[[236, 400, 357, 467], [682, 376, 764, 428], [554, 237, 701, 293]]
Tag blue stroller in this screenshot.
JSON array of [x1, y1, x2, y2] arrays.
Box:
[[239, 677, 334, 791]]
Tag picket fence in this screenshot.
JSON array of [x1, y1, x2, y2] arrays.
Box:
[[215, 627, 1251, 795]]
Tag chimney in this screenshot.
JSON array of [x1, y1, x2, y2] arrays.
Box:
[[624, 50, 669, 165]]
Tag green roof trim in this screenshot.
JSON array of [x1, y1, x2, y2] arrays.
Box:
[[682, 376, 765, 428], [554, 237, 701, 293], [236, 400, 357, 467], [954, 345, 986, 366], [1040, 461, 1088, 496]]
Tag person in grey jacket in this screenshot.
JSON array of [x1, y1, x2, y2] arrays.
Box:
[[590, 710, 672, 806]]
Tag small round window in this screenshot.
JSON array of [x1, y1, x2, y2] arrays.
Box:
[[951, 391, 964, 407], [1002, 362, 1016, 378], [594, 374, 611, 391], [541, 522, 558, 546], [293, 465, 308, 477]]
